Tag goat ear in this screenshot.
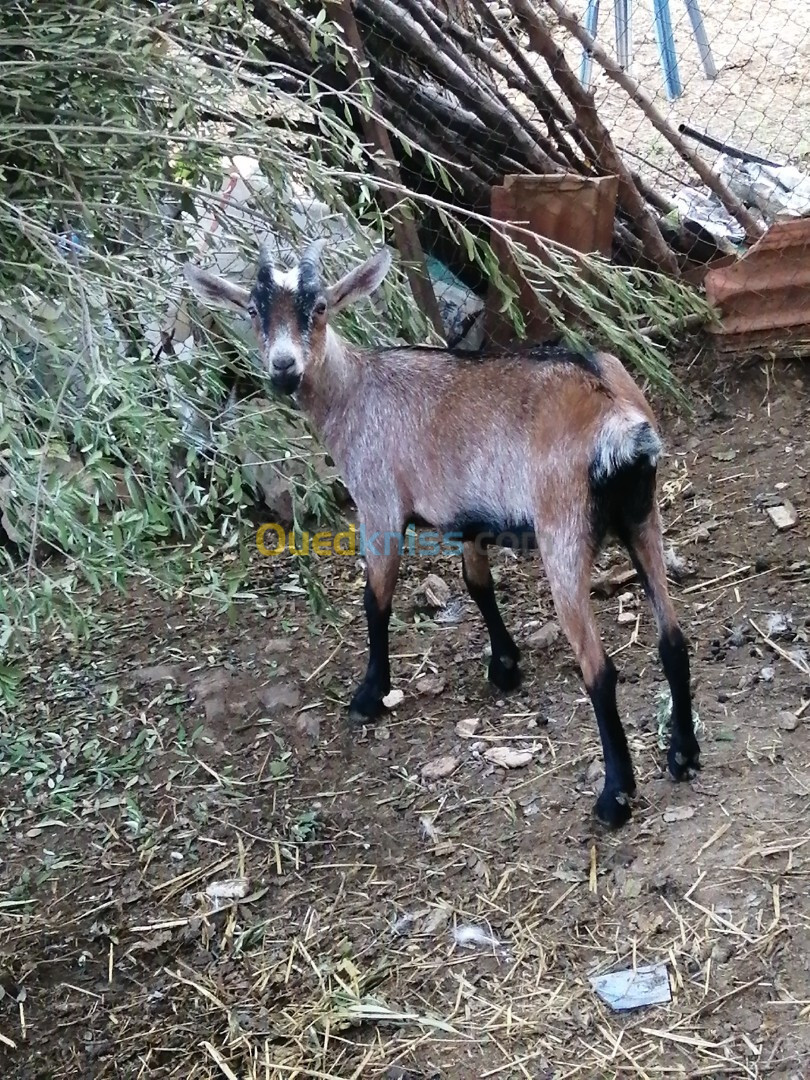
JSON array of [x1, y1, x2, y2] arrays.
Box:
[[183, 263, 251, 314], [325, 247, 392, 314]]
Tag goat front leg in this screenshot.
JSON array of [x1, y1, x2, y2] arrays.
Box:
[[348, 532, 402, 724], [462, 541, 521, 691]]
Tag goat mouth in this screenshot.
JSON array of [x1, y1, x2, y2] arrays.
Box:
[[270, 371, 301, 394]]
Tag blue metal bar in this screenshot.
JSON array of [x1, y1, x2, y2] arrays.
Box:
[[684, 0, 718, 79], [578, 0, 600, 91], [614, 0, 632, 71], [652, 0, 682, 99]]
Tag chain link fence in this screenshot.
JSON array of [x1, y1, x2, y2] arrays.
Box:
[[566, 0, 810, 222], [571, 0, 808, 171]]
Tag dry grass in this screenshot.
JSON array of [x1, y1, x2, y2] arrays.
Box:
[[1, 357, 809, 1078]]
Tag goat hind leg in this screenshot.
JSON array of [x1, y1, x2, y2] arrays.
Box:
[[621, 510, 700, 781], [540, 533, 636, 828]]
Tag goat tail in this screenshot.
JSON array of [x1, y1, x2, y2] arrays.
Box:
[[589, 412, 663, 485]]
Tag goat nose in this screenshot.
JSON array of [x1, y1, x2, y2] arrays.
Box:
[[273, 355, 295, 372]]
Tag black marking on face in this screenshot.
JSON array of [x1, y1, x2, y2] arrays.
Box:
[[294, 280, 323, 338], [250, 263, 326, 344], [251, 265, 279, 331]]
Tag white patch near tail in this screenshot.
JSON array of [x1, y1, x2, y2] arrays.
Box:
[[591, 412, 663, 483]]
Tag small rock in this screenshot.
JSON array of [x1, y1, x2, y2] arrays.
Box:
[[484, 746, 534, 769], [413, 574, 451, 611], [296, 711, 322, 741], [617, 611, 637, 624], [760, 666, 775, 683], [206, 877, 249, 901], [133, 664, 181, 685], [383, 688, 404, 709], [778, 710, 800, 732], [264, 638, 293, 654], [455, 717, 480, 739], [695, 524, 711, 543], [767, 502, 798, 531], [663, 805, 696, 823], [528, 621, 560, 649], [415, 674, 445, 696], [258, 683, 301, 714], [421, 754, 460, 781]]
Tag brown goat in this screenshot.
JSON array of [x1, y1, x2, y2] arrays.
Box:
[[184, 240, 701, 828]]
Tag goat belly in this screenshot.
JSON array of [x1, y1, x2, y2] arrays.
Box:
[[405, 512, 537, 551]]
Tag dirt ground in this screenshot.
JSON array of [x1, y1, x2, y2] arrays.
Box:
[[1, 351, 809, 1079]]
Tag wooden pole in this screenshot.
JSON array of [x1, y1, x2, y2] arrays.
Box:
[[327, 0, 446, 338], [534, 0, 764, 242]]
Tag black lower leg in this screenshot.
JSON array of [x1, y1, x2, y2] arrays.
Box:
[[348, 581, 392, 723], [659, 626, 701, 780], [462, 561, 521, 692], [588, 656, 636, 828]]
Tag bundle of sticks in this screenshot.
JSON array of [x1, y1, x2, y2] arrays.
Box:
[[247, 0, 761, 292]]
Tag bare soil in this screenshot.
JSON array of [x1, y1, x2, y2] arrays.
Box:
[[1, 352, 809, 1078]]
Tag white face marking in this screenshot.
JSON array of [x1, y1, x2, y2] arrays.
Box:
[[262, 266, 306, 381], [265, 327, 304, 380], [271, 266, 300, 291]]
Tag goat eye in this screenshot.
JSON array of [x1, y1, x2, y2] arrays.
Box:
[[247, 305, 258, 319], [314, 298, 327, 316]]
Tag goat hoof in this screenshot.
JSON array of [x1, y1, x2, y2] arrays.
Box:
[[348, 685, 387, 726], [668, 742, 701, 782], [595, 788, 633, 829], [488, 653, 522, 692]]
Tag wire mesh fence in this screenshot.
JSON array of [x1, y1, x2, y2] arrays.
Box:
[[241, 0, 809, 301], [565, 0, 810, 217], [571, 0, 809, 171]]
